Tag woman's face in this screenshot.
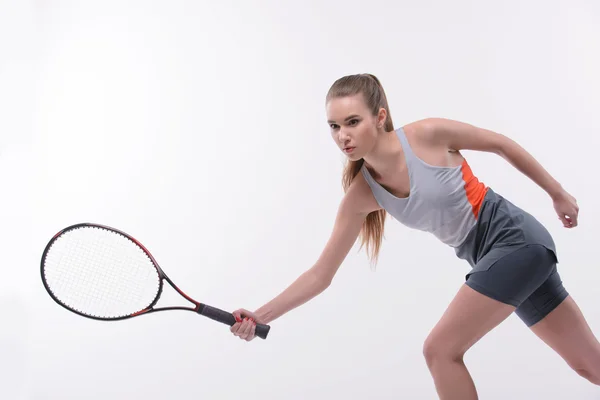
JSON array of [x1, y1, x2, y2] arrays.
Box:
[[326, 94, 383, 161]]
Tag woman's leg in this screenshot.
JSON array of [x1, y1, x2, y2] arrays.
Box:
[[507, 249, 600, 385], [423, 283, 515, 399], [527, 294, 600, 384], [424, 244, 561, 399]]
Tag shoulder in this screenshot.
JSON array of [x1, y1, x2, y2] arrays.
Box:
[[402, 117, 456, 142], [402, 117, 503, 152], [400, 118, 447, 149]]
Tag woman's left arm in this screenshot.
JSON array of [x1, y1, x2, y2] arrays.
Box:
[[423, 117, 579, 228]]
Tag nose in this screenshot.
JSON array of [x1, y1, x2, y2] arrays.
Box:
[[337, 129, 350, 143]]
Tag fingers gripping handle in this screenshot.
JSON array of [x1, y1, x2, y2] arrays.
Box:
[[198, 304, 271, 339]]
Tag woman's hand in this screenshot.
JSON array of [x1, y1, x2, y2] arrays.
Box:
[[552, 189, 579, 228], [230, 308, 262, 342]]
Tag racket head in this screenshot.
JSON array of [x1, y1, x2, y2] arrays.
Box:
[[41, 223, 164, 320]]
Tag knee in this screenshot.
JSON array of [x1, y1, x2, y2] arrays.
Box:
[[573, 366, 600, 386], [567, 355, 600, 386], [422, 336, 465, 369]]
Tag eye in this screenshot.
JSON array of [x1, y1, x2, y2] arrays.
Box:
[[329, 124, 339, 129], [349, 119, 360, 126]]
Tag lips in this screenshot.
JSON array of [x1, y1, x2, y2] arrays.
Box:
[[344, 146, 355, 153]]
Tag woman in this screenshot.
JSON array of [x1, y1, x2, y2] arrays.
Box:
[[230, 74, 600, 398]]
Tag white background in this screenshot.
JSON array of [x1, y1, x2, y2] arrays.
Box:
[[2, 0, 599, 399]]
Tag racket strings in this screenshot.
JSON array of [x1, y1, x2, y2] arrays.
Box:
[[43, 226, 161, 319], [56, 235, 144, 309]]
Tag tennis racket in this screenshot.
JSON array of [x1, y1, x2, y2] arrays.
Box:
[[40, 222, 271, 339]]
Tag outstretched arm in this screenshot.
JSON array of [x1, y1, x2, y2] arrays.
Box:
[[252, 174, 380, 324], [230, 172, 382, 340], [422, 117, 579, 227]]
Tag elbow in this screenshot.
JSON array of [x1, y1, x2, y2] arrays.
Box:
[[316, 271, 333, 291], [493, 134, 516, 157], [309, 265, 334, 290], [321, 275, 333, 290]]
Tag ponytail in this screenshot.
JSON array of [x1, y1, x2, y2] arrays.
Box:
[[326, 74, 394, 267]]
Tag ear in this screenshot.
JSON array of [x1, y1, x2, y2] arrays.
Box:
[[376, 107, 387, 128]]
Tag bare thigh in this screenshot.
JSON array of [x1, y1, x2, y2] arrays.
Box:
[[424, 283, 516, 359], [530, 295, 600, 377]]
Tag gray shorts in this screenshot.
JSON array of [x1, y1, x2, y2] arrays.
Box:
[[465, 244, 569, 327], [456, 188, 569, 327]]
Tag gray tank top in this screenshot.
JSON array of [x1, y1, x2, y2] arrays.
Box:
[[360, 126, 558, 277], [360, 127, 487, 248]]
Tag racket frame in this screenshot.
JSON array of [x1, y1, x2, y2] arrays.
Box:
[[40, 222, 271, 339]]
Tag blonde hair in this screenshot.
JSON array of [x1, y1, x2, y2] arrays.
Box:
[[325, 74, 394, 266]]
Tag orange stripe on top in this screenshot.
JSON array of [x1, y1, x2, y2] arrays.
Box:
[[461, 159, 488, 219]]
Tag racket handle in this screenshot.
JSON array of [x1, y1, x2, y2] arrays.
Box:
[[198, 304, 271, 340]]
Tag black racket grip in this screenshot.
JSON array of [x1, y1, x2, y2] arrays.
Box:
[[198, 304, 271, 339]]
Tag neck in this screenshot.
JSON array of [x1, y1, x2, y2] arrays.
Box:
[[362, 128, 403, 178]]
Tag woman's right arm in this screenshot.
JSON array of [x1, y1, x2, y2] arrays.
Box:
[[230, 173, 381, 339]]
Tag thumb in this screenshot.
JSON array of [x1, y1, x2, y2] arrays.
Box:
[[232, 308, 253, 322], [558, 213, 572, 227]]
